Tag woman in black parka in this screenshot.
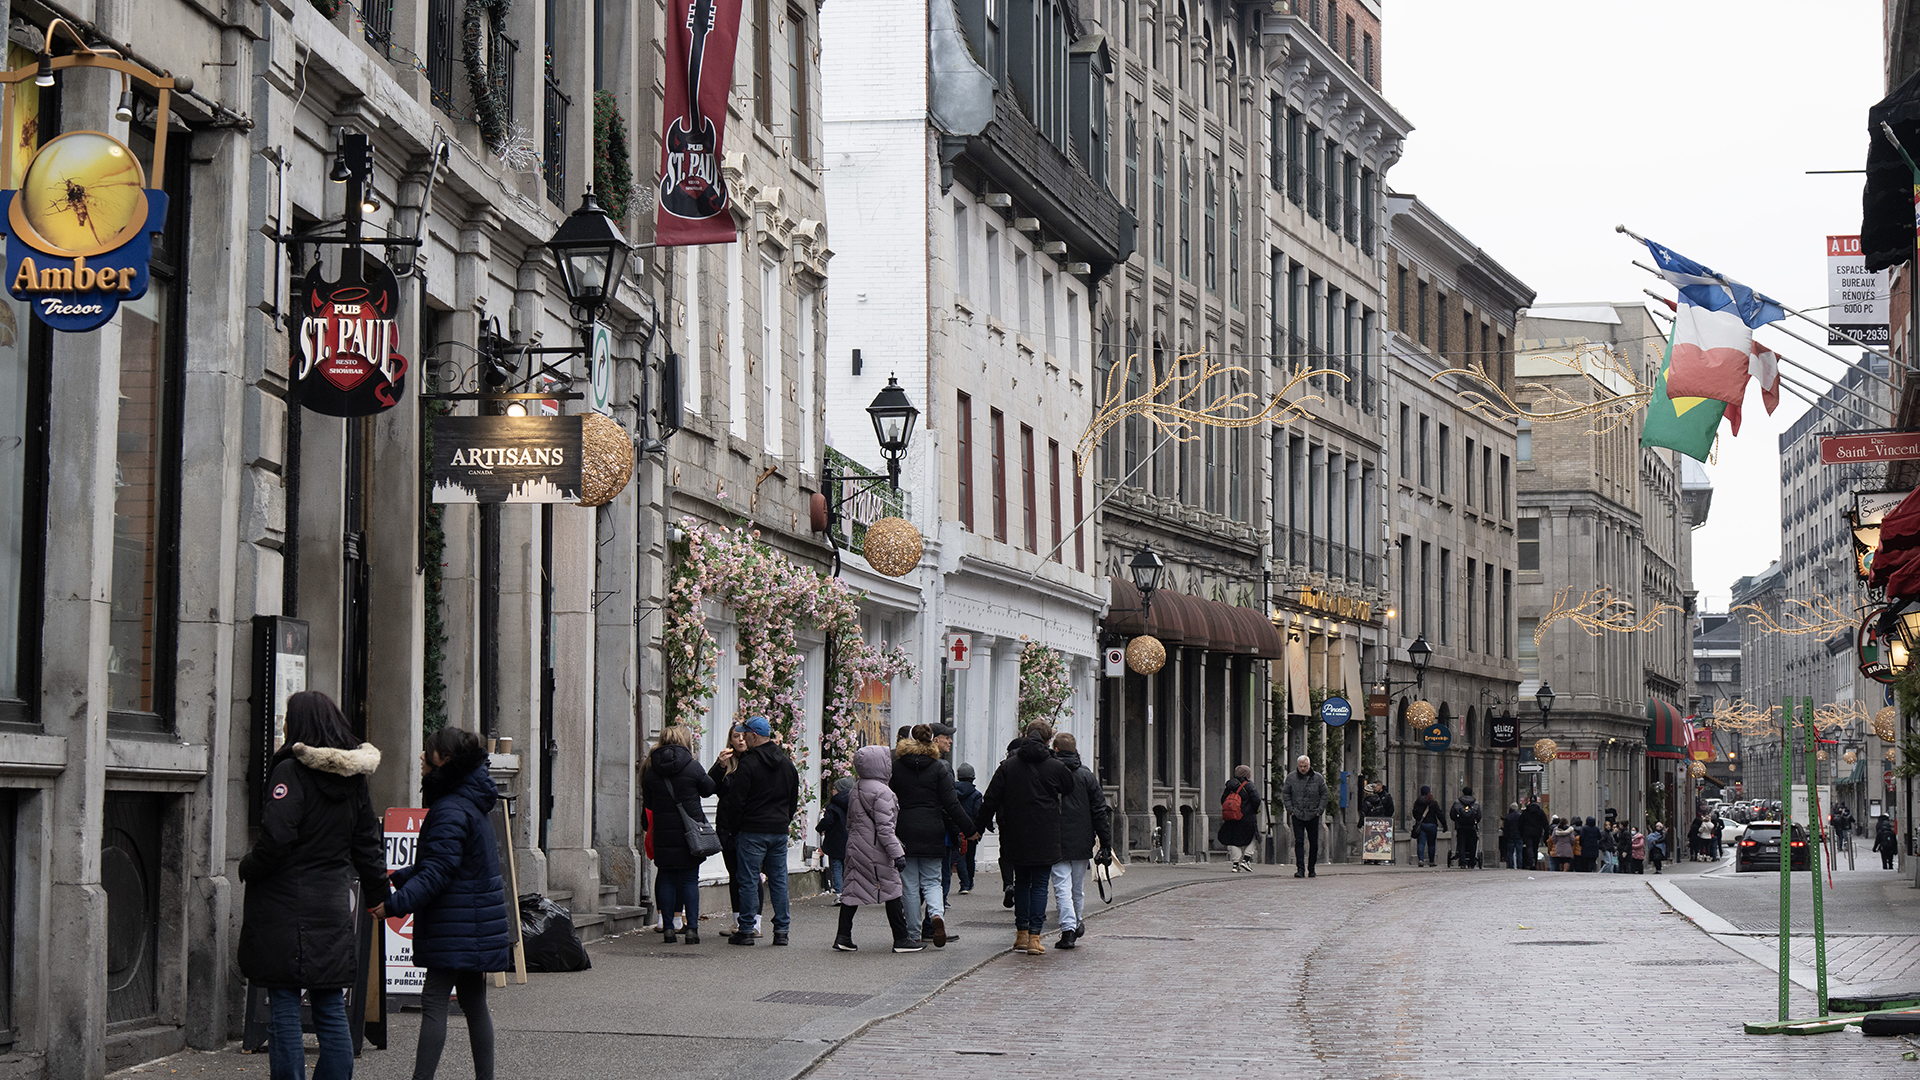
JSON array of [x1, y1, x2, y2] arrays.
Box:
[[237, 690, 388, 1080], [376, 726, 510, 1080], [642, 725, 718, 942]]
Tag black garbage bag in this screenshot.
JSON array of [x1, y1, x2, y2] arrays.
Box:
[[518, 893, 591, 972]]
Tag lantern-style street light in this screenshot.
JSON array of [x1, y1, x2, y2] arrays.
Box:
[[1130, 545, 1168, 617], [1536, 683, 1556, 722], [546, 190, 632, 320], [866, 375, 920, 490]]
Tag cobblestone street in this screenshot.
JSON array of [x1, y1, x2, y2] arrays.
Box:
[[808, 866, 1909, 1079]]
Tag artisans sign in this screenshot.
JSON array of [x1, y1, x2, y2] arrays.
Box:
[[430, 415, 583, 503]]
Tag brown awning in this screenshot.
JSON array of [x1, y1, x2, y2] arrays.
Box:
[[1104, 576, 1285, 659]]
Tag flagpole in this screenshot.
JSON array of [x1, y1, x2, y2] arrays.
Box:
[[1618, 223, 1903, 368], [1644, 304, 1879, 426], [1631, 260, 1903, 397]]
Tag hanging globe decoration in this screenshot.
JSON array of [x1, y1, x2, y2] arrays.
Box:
[[861, 516, 923, 577], [575, 413, 636, 507], [1844, 749, 1859, 765], [1875, 706, 1899, 742], [1689, 761, 1707, 779], [1889, 748, 1900, 762], [1407, 700, 1437, 726], [1817, 749, 1828, 762], [1533, 737, 1558, 763], [1125, 634, 1167, 675]]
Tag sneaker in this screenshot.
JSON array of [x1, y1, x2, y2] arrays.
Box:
[[1056, 927, 1078, 950], [728, 931, 755, 946], [772, 932, 790, 946], [833, 937, 858, 952], [893, 940, 925, 953], [958, 888, 971, 895]]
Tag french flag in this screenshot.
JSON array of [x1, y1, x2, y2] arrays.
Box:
[[1643, 240, 1785, 423]]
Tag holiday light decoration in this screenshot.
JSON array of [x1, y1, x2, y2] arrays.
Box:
[[1533, 738, 1559, 763], [1430, 342, 1651, 436], [860, 516, 923, 577], [1732, 594, 1856, 638], [1534, 585, 1681, 646], [1690, 761, 1708, 778], [1125, 634, 1167, 675], [1875, 706, 1899, 742], [1075, 351, 1341, 473], [1845, 749, 1859, 765], [1408, 700, 1437, 726]]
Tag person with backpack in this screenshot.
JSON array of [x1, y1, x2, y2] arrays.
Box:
[[1218, 764, 1262, 873], [949, 763, 985, 894], [238, 691, 388, 1080], [377, 726, 512, 1080], [1448, 787, 1482, 868], [1875, 814, 1899, 870], [1410, 786, 1445, 867]]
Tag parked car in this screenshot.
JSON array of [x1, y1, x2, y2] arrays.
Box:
[[1734, 821, 1811, 872], [1720, 818, 1747, 846]]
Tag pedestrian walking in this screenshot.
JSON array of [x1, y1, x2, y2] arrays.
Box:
[[1578, 817, 1603, 873], [708, 722, 752, 934], [834, 745, 918, 952], [1647, 823, 1667, 874], [377, 726, 510, 1080], [815, 776, 855, 896], [714, 715, 801, 947], [1501, 803, 1523, 869], [1875, 815, 1899, 869], [1628, 824, 1646, 875], [642, 725, 718, 944], [1448, 787, 1483, 868], [1710, 810, 1726, 859], [1410, 786, 1444, 868], [972, 722, 1074, 955], [1831, 803, 1855, 848], [1282, 755, 1330, 877], [890, 724, 973, 948], [1597, 819, 1618, 873], [237, 690, 389, 1080], [1218, 764, 1262, 872], [1550, 817, 1575, 872], [1051, 732, 1111, 949], [951, 764, 984, 893], [1518, 797, 1549, 871]]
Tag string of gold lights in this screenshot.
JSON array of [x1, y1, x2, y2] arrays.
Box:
[[1533, 585, 1680, 647], [1429, 342, 1653, 436], [1711, 698, 1865, 738], [1074, 352, 1343, 474], [1732, 594, 1857, 637]]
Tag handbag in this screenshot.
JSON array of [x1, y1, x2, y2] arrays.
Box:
[[679, 802, 722, 859]]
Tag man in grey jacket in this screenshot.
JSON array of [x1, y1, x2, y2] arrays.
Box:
[[1281, 755, 1329, 878]]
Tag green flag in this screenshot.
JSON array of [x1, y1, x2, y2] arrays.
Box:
[[1639, 325, 1723, 462]]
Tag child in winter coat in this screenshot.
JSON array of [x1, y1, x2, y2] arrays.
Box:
[[815, 775, 855, 895], [834, 745, 916, 952]]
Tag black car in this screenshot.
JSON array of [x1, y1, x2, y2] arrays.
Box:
[[1735, 821, 1811, 872]]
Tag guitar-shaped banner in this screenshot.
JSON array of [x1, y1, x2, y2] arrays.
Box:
[[656, 0, 743, 246]]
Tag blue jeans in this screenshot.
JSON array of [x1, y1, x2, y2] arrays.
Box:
[[655, 866, 700, 927], [900, 856, 944, 938], [1011, 864, 1050, 932], [268, 987, 351, 1080], [733, 832, 791, 934], [828, 856, 845, 894], [1415, 822, 1438, 864]]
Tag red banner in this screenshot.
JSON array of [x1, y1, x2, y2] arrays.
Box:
[[656, 0, 743, 247]]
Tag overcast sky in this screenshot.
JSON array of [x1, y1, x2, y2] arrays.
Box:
[[1382, 1, 1885, 611]]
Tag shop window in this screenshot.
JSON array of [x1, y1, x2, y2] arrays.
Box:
[[0, 48, 47, 726]]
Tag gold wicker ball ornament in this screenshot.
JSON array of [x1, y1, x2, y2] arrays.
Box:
[[1407, 700, 1437, 727], [1845, 749, 1859, 765], [1890, 748, 1900, 762], [1817, 749, 1828, 762], [1533, 737, 1558, 763], [576, 413, 636, 508], [1125, 634, 1167, 675], [1689, 761, 1707, 779], [1876, 706, 1899, 742], [861, 516, 923, 577]]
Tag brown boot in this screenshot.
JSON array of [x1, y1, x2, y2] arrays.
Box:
[[1014, 930, 1030, 953], [1024, 933, 1046, 955]]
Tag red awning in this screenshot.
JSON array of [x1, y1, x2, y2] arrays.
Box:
[[1646, 698, 1687, 759]]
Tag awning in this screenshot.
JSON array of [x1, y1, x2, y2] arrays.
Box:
[[1104, 576, 1286, 659], [1647, 698, 1687, 759], [1863, 65, 1920, 271]]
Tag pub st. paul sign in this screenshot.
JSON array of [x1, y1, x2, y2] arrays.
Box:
[[0, 34, 180, 332]]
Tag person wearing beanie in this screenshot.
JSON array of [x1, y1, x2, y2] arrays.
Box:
[[950, 762, 984, 894], [1448, 785, 1482, 868], [712, 715, 800, 946]]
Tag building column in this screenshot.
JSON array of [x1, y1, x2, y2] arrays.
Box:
[[992, 639, 1021, 754], [544, 496, 600, 912]]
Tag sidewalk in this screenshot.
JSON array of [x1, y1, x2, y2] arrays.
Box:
[[1653, 850, 1920, 1004], [112, 861, 1249, 1080]]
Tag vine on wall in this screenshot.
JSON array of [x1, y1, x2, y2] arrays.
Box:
[[420, 399, 453, 735], [662, 525, 916, 825], [592, 90, 634, 221], [1017, 642, 1073, 728], [462, 0, 514, 150]]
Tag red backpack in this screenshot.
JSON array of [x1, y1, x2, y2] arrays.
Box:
[[1222, 782, 1249, 821]]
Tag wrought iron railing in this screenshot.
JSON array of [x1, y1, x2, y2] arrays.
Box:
[[826, 447, 906, 554], [427, 0, 456, 112], [491, 30, 518, 123], [362, 0, 395, 53], [544, 73, 570, 207]]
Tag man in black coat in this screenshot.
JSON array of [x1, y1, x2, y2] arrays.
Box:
[[714, 715, 801, 946], [973, 722, 1073, 955], [1518, 796, 1550, 871], [1502, 803, 1524, 869], [1049, 732, 1112, 949], [891, 724, 973, 947], [1448, 786, 1483, 868]]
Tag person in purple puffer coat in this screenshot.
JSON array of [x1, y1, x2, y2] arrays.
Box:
[[833, 744, 918, 953]]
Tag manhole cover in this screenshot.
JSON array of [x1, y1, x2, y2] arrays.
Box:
[[1628, 959, 1738, 967], [1106, 934, 1194, 941], [1509, 940, 1607, 946], [756, 990, 874, 1008]]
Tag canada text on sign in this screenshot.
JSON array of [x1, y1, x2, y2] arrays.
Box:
[[1820, 432, 1920, 465]]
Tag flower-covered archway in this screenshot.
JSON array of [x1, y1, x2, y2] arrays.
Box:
[[663, 525, 915, 816]]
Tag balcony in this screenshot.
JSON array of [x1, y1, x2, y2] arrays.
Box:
[[427, 0, 456, 112], [362, 0, 395, 54], [544, 71, 570, 207]]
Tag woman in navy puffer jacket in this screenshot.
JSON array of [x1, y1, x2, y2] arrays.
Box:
[[377, 726, 510, 1080]]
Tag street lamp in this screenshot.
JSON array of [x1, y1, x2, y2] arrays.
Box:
[[1130, 545, 1168, 617], [546, 190, 632, 320], [1408, 633, 1432, 689], [1536, 683, 1556, 722], [866, 375, 920, 489]]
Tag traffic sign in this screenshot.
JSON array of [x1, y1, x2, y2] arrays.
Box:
[[1104, 646, 1124, 677], [1321, 696, 1352, 727], [946, 633, 973, 670], [588, 321, 613, 416]]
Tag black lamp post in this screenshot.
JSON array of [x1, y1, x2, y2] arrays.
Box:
[[1407, 633, 1432, 690], [546, 190, 632, 321], [866, 375, 919, 490], [1535, 683, 1556, 722], [1130, 545, 1167, 617]]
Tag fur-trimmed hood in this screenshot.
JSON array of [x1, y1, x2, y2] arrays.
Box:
[[291, 742, 382, 777], [893, 737, 938, 760]]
